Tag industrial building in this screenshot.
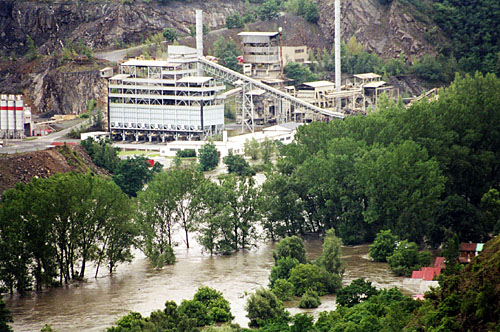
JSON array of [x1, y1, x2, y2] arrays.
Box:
[[239, 32, 282, 79], [108, 45, 225, 142], [0, 94, 32, 139]]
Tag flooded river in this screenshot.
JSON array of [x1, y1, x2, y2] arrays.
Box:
[[5, 236, 422, 332]]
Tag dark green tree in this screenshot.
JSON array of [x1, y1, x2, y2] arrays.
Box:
[[198, 142, 219, 171], [245, 288, 289, 327], [387, 240, 431, 277], [369, 229, 398, 262], [223, 152, 255, 176], [273, 236, 307, 264], [162, 28, 178, 42], [259, 0, 280, 21], [0, 296, 12, 332], [336, 278, 379, 307], [113, 156, 162, 197]]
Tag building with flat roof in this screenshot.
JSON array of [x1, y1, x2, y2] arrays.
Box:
[[107, 46, 225, 142], [239, 32, 281, 79]]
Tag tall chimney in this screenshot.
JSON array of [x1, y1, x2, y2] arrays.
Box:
[[196, 10, 203, 58], [335, 0, 341, 111]]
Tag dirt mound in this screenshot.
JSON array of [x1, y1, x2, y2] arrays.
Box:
[[0, 144, 109, 195]]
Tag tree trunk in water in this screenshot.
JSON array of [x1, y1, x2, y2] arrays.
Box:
[[185, 226, 190, 248], [80, 255, 86, 279]]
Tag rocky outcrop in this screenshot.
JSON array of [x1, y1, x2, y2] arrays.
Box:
[[318, 0, 448, 60], [0, 57, 107, 116], [0, 0, 245, 57]]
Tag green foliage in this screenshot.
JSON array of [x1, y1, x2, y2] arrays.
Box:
[[245, 288, 289, 327], [81, 137, 120, 172], [284, 62, 318, 85], [284, 0, 318, 23], [223, 152, 255, 176], [432, 0, 500, 75], [176, 149, 196, 158], [387, 240, 431, 276], [0, 173, 135, 293], [298, 289, 321, 308], [336, 279, 379, 307], [198, 142, 219, 171], [188, 24, 209, 37], [178, 300, 210, 327], [314, 288, 420, 332], [193, 286, 233, 323], [378, 0, 393, 5], [40, 324, 56, 332], [60, 38, 93, 62], [260, 138, 275, 164], [316, 228, 344, 275], [162, 28, 178, 42], [244, 138, 260, 160], [0, 297, 13, 332], [225, 13, 244, 29], [195, 174, 260, 254], [25, 35, 39, 61], [271, 279, 295, 301], [369, 229, 398, 262], [269, 257, 300, 288], [213, 37, 241, 73], [258, 0, 280, 21], [113, 156, 162, 197], [273, 236, 307, 264], [288, 263, 340, 296]]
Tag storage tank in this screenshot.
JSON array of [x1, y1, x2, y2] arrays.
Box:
[[15, 96, 24, 131], [0, 96, 7, 131], [7, 95, 15, 131]]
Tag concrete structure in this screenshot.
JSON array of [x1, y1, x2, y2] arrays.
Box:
[[0, 94, 32, 139], [297, 81, 336, 109], [239, 32, 281, 79], [107, 45, 225, 142], [281, 46, 309, 66], [160, 122, 302, 158]]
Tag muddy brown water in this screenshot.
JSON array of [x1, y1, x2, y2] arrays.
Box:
[[4, 237, 418, 332]]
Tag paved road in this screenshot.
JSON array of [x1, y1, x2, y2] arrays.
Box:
[[0, 119, 90, 154]]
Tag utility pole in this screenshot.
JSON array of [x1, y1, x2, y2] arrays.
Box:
[[279, 27, 284, 78], [335, 0, 341, 112]]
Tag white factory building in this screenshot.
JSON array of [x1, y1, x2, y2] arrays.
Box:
[[0, 94, 32, 139], [107, 45, 225, 142]]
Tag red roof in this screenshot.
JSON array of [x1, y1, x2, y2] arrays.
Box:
[[146, 159, 155, 167], [434, 256, 446, 269], [422, 267, 441, 281], [460, 243, 477, 252], [411, 271, 424, 279]]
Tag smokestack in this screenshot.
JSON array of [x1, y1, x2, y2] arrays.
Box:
[[196, 10, 203, 58], [335, 0, 341, 111]]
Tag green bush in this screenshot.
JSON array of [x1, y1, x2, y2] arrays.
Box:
[[269, 257, 300, 288], [387, 240, 431, 276], [176, 149, 196, 158], [245, 288, 289, 327], [298, 289, 321, 308], [336, 278, 379, 307], [272, 279, 295, 301], [288, 263, 339, 296], [226, 13, 244, 29], [369, 229, 398, 262], [273, 236, 307, 263]]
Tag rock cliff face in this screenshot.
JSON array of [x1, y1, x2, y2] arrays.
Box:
[[318, 0, 447, 61], [0, 58, 107, 116], [0, 0, 244, 57]]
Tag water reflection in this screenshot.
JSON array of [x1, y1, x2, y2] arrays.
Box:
[[5, 237, 417, 332]]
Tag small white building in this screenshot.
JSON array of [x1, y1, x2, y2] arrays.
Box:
[[159, 122, 303, 158]]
